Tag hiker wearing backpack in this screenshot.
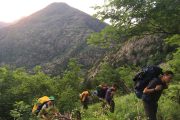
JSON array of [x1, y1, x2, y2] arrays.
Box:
[[80, 90, 90, 109], [96, 84, 109, 99], [32, 96, 55, 118], [133, 66, 174, 120], [105, 84, 117, 113], [142, 71, 173, 120]]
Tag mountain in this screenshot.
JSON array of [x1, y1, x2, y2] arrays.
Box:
[[0, 3, 107, 74]]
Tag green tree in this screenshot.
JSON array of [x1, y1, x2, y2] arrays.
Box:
[[0, 67, 16, 119], [117, 66, 138, 88], [58, 88, 80, 113], [0, 66, 55, 119], [87, 26, 123, 48], [163, 34, 180, 82], [89, 0, 180, 46], [10, 101, 31, 120], [56, 59, 83, 113], [94, 62, 120, 85]]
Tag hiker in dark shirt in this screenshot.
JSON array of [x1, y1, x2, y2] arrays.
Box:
[[97, 84, 108, 99], [142, 71, 174, 120], [105, 84, 117, 113]]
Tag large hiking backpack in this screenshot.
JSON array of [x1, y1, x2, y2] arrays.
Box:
[[133, 66, 163, 99], [80, 91, 89, 102], [96, 86, 108, 99], [32, 96, 54, 115]]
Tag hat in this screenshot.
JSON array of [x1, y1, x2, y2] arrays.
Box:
[[49, 96, 55, 101]]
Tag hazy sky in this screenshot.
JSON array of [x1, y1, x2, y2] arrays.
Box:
[[0, 0, 105, 23]]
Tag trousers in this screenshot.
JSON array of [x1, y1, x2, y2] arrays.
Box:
[[143, 101, 158, 120]]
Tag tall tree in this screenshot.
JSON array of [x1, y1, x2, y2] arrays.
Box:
[[56, 59, 84, 112], [89, 0, 180, 46]]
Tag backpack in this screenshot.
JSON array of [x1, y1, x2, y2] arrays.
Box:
[[133, 66, 163, 99], [96, 85, 108, 99], [80, 91, 89, 102], [32, 96, 52, 115]]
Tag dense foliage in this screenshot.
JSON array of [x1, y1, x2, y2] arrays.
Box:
[[0, 59, 83, 120], [93, 62, 120, 85], [85, 0, 180, 119], [0, 0, 179, 120], [89, 0, 179, 46], [82, 91, 180, 120]]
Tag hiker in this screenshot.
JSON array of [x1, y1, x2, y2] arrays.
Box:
[[80, 90, 90, 109], [32, 96, 55, 118], [142, 71, 174, 120], [96, 84, 108, 99], [105, 84, 117, 113]]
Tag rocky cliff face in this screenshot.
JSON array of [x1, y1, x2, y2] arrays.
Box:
[[87, 34, 172, 80]]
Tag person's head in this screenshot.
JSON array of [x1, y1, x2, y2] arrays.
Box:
[[112, 84, 118, 91], [98, 84, 102, 88], [47, 100, 54, 106], [161, 71, 174, 84], [83, 89, 90, 96], [102, 84, 108, 89], [48, 96, 55, 105], [102, 83, 108, 87]]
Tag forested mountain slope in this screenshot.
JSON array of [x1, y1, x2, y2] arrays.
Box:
[[0, 3, 107, 74]]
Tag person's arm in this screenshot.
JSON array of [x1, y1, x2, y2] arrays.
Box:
[[82, 94, 85, 101], [143, 85, 162, 94]]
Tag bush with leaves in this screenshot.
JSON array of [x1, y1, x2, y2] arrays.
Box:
[[0, 66, 56, 119], [93, 62, 120, 86], [117, 66, 138, 89], [58, 87, 80, 113], [55, 59, 84, 113], [158, 85, 180, 120], [10, 101, 37, 120]]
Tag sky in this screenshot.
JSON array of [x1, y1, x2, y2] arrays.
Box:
[[0, 0, 105, 23]]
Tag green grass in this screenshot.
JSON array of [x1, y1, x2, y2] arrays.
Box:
[[81, 93, 180, 120], [81, 94, 146, 120]]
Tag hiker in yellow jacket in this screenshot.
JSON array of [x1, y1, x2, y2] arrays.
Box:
[[32, 96, 55, 119], [80, 90, 90, 109]]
